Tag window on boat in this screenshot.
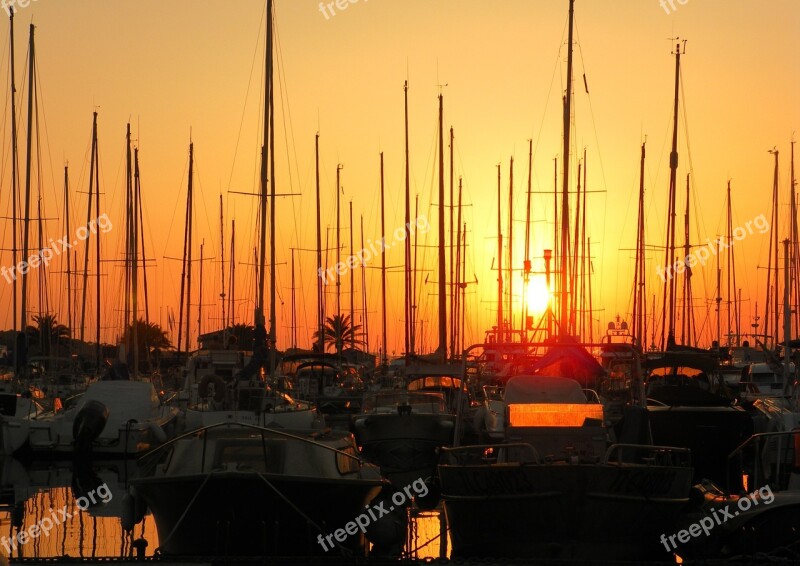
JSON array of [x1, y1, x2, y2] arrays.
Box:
[[212, 439, 284, 473], [336, 446, 360, 475]]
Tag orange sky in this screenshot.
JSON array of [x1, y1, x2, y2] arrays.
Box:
[[0, 0, 798, 356]]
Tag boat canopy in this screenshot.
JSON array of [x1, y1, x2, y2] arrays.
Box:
[[504, 375, 588, 404]]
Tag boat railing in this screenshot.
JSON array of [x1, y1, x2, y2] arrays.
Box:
[[604, 444, 692, 467], [439, 443, 542, 466], [138, 421, 365, 472], [726, 429, 800, 493]]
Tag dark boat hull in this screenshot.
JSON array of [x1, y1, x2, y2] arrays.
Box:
[[134, 472, 383, 556], [353, 413, 455, 486], [439, 460, 693, 561]]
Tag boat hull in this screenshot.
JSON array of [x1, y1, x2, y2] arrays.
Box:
[[439, 459, 693, 560], [353, 413, 455, 486], [133, 473, 383, 556]]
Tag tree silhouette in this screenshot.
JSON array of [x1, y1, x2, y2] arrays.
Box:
[[312, 314, 364, 356], [25, 314, 70, 357]]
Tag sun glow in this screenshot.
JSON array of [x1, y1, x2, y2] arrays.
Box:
[[525, 277, 551, 316]]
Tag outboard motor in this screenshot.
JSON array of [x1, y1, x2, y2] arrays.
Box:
[[73, 400, 109, 454]]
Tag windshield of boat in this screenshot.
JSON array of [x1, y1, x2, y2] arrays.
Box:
[[361, 392, 447, 414]]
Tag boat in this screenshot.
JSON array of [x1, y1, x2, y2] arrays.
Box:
[[131, 422, 387, 556], [439, 345, 694, 560], [178, 348, 320, 431], [4, 378, 179, 456]]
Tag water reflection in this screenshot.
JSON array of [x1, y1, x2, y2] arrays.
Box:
[[0, 456, 449, 560], [0, 457, 158, 559]]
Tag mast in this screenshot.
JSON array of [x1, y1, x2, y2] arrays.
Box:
[[681, 173, 693, 345], [559, 0, 575, 339], [267, 0, 277, 378], [219, 194, 226, 331], [64, 166, 72, 341], [336, 163, 342, 317], [315, 134, 324, 350], [19, 23, 34, 336], [496, 164, 503, 339], [437, 93, 447, 360], [198, 241, 204, 344], [349, 199, 354, 349], [229, 220, 235, 327], [124, 125, 132, 348], [360, 215, 369, 354], [633, 142, 646, 348], [380, 152, 387, 364], [132, 142, 140, 377], [290, 248, 296, 348], [523, 140, 532, 338], [94, 116, 101, 368], [508, 156, 514, 337], [185, 142, 194, 354], [726, 181, 739, 346], [764, 148, 779, 347], [449, 126, 454, 357], [662, 39, 684, 349], [137, 150, 150, 329], [455, 178, 463, 352], [177, 143, 191, 356], [9, 10, 18, 336], [403, 81, 411, 357]]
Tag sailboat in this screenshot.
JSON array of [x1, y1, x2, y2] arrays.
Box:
[[133, 2, 388, 557], [437, 1, 697, 560]]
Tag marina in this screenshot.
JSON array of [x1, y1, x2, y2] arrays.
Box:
[[0, 0, 799, 564]]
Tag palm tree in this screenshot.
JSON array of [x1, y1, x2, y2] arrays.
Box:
[[312, 314, 364, 356], [120, 319, 172, 360], [25, 314, 70, 357]]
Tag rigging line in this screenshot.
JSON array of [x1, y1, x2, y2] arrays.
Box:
[[225, 0, 266, 194]]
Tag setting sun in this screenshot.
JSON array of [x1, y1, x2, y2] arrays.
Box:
[[526, 277, 552, 316]]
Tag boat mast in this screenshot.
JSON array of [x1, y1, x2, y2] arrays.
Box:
[[315, 134, 324, 349], [632, 142, 646, 349], [267, 0, 277, 379], [449, 126, 455, 357], [349, 199, 354, 349], [219, 194, 226, 332], [185, 142, 194, 354], [764, 148, 779, 348], [681, 173, 694, 345], [403, 81, 412, 358], [380, 152, 387, 364], [124, 125, 132, 350], [9, 10, 18, 336], [229, 220, 235, 327], [455, 178, 463, 352], [19, 24, 34, 337], [437, 93, 447, 360], [661, 39, 684, 349], [496, 164, 503, 340], [726, 180, 739, 346], [177, 142, 192, 356], [132, 142, 140, 377], [523, 140, 532, 339], [336, 163, 342, 317], [64, 165, 72, 342], [360, 215, 369, 354], [508, 156, 514, 338], [559, 0, 575, 339]]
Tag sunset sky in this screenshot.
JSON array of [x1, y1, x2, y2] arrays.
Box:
[[0, 0, 798, 356]]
